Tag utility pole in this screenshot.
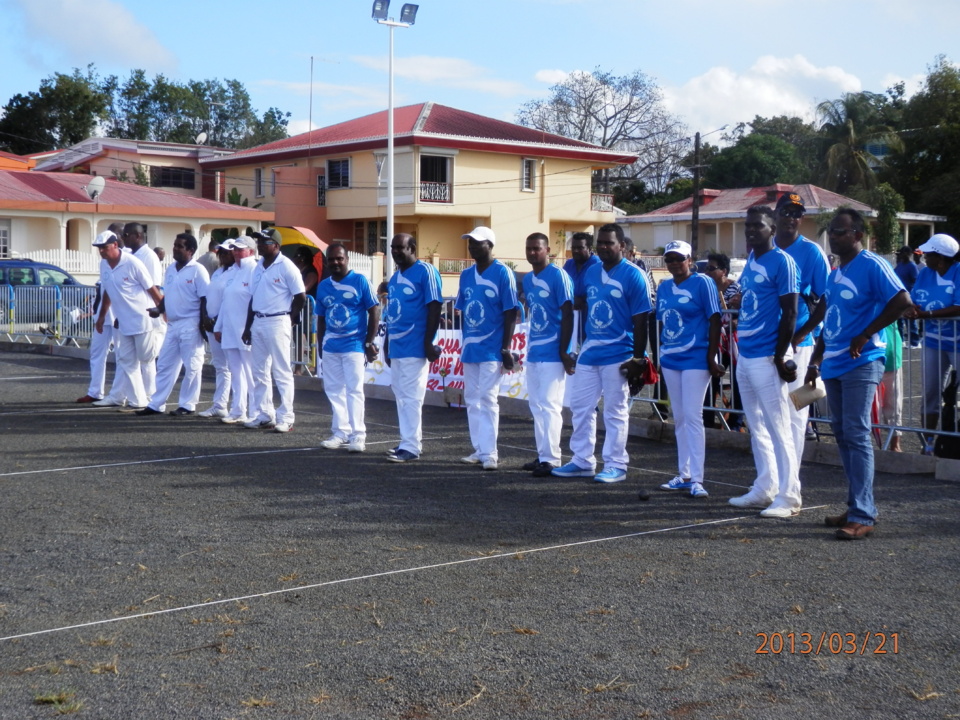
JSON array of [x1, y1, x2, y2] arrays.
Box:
[[691, 131, 702, 257]]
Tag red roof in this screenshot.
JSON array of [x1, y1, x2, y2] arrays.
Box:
[[205, 102, 635, 168], [627, 184, 873, 220]]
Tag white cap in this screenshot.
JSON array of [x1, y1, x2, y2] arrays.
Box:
[[918, 233, 959, 257], [92, 230, 119, 247], [663, 240, 693, 257], [216, 239, 236, 251], [462, 226, 496, 246]]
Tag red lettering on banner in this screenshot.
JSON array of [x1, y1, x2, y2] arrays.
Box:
[[511, 332, 526, 351], [453, 360, 464, 376], [426, 379, 440, 391]]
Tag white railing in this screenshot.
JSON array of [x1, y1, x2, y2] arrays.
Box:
[[420, 181, 452, 203], [591, 193, 614, 212], [22, 249, 101, 276], [348, 251, 374, 286]]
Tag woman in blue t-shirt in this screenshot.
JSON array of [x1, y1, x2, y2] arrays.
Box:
[[656, 242, 725, 497], [904, 233, 960, 448]]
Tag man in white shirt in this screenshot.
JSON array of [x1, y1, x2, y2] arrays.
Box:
[[136, 233, 210, 416], [242, 228, 306, 433], [120, 222, 165, 398], [197, 241, 236, 418], [93, 230, 164, 409]]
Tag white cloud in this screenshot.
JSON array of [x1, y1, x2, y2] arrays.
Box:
[[534, 69, 569, 84], [11, 0, 175, 71], [881, 72, 926, 99], [663, 54, 862, 136], [352, 55, 531, 97]]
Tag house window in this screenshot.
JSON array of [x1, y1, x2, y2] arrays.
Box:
[[420, 155, 452, 203], [150, 166, 196, 190], [317, 175, 326, 207], [521, 158, 536, 192], [327, 158, 350, 188], [0, 220, 10, 259], [254, 168, 264, 197], [270, 170, 277, 196]]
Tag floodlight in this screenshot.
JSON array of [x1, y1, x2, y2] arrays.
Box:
[[399, 3, 418, 25], [371, 0, 389, 20]]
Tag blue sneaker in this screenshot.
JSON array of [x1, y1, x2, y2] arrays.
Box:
[[594, 467, 627, 483], [660, 475, 693, 491], [552, 461, 595, 478], [387, 449, 419, 463], [689, 483, 709, 498]]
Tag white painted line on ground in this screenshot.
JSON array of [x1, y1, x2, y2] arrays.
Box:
[[0, 375, 85, 381], [0, 509, 827, 644]]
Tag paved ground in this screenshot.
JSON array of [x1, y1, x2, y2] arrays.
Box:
[[0, 349, 958, 719]]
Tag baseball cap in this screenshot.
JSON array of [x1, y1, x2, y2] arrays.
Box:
[[232, 236, 257, 250], [775, 193, 806, 213], [462, 226, 496, 246], [92, 230, 119, 247], [918, 233, 960, 257], [216, 239, 236, 251], [253, 228, 282, 245], [663, 240, 693, 257]]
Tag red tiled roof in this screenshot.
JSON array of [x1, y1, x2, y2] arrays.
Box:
[[0, 150, 32, 163], [207, 102, 634, 167]]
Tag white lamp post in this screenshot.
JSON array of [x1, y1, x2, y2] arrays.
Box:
[[372, 1, 418, 279]]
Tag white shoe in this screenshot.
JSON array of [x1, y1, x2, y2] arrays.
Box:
[[221, 415, 248, 425], [347, 440, 365, 453], [199, 407, 228, 419], [320, 436, 348, 450], [728, 491, 774, 509], [274, 422, 293, 433], [759, 504, 800, 518], [460, 453, 481, 464], [244, 418, 275, 430], [482, 458, 498, 471], [92, 397, 123, 407]]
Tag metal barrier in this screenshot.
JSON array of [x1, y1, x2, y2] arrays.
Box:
[[0, 284, 97, 347]]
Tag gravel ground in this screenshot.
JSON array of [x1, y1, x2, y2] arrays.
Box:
[[0, 349, 958, 719]]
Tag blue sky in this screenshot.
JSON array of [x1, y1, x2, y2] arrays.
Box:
[[0, 0, 956, 143]]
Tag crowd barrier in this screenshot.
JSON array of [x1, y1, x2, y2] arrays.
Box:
[[5, 284, 959, 452]]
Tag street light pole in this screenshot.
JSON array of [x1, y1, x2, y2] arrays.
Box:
[[689, 124, 727, 258]]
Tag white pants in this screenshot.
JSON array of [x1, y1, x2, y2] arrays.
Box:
[[391, 356, 429, 455], [881, 367, 902, 437], [737, 355, 800, 509], [322, 351, 367, 442], [208, 333, 231, 412], [785, 344, 814, 467], [116, 330, 161, 408], [251, 315, 295, 425], [526, 361, 566, 465], [662, 367, 712, 484], [140, 324, 164, 401], [463, 361, 503, 462], [569, 362, 631, 471], [148, 318, 205, 412], [87, 324, 117, 399], [224, 346, 256, 420]]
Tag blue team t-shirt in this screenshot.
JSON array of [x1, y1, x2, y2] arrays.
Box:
[[736, 247, 800, 359], [656, 273, 721, 371], [911, 263, 960, 352], [386, 260, 443, 359], [579, 258, 652, 366], [822, 250, 905, 380], [455, 260, 520, 363], [781, 236, 830, 347], [562, 254, 601, 299], [523, 264, 574, 363], [316, 271, 377, 354]]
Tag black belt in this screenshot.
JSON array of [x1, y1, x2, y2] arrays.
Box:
[[254, 311, 288, 318]]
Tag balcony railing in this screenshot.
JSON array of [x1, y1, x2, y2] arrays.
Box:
[[591, 193, 614, 212], [420, 181, 452, 203]]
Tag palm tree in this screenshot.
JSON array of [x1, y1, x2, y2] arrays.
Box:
[[816, 92, 903, 193]]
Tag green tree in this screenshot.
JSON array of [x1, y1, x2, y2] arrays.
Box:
[[704, 134, 805, 188], [866, 183, 905, 254]]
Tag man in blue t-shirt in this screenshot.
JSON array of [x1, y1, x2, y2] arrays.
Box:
[[552, 223, 652, 484], [563, 231, 600, 348], [728, 206, 802, 518], [522, 232, 575, 477], [774, 192, 830, 470], [316, 244, 380, 453], [894, 246, 921, 347], [455, 226, 520, 471], [804, 209, 910, 540], [384, 234, 443, 464]]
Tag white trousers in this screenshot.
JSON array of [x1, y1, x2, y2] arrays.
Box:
[[116, 330, 161, 409], [881, 367, 902, 437], [662, 367, 712, 484], [737, 355, 801, 509], [148, 318, 205, 412], [569, 362, 631, 471], [224, 346, 256, 420], [322, 351, 367, 442], [87, 324, 117, 399], [785, 344, 814, 467], [140, 324, 164, 401], [526, 361, 566, 465], [391, 357, 429, 455], [463, 361, 503, 462], [251, 316, 295, 425], [208, 334, 231, 412]]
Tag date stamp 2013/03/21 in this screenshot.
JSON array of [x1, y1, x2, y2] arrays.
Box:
[[756, 632, 900, 655]]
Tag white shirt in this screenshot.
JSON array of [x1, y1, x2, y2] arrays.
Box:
[[251, 255, 305, 315], [215, 256, 257, 350], [202, 265, 229, 318], [100, 252, 155, 336], [133, 244, 164, 287], [162, 259, 210, 322]]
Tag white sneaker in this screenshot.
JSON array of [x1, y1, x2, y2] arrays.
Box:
[[320, 436, 348, 450], [728, 491, 774, 509], [244, 418, 275, 430], [482, 458, 498, 471], [198, 407, 228, 418], [274, 422, 293, 433], [221, 415, 248, 425], [347, 440, 365, 453], [92, 397, 123, 407], [460, 453, 481, 464], [759, 504, 800, 518]]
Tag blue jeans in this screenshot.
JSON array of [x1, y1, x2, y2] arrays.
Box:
[[824, 359, 884, 525]]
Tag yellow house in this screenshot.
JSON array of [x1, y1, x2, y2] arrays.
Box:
[[201, 102, 634, 290]]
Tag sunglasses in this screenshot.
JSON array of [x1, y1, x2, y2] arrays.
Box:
[[705, 265, 720, 273], [779, 207, 804, 219]]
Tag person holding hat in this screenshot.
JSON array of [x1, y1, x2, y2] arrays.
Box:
[[197, 240, 236, 418], [242, 228, 306, 433], [894, 245, 921, 348], [656, 241, 724, 497], [774, 192, 830, 469], [455, 226, 520, 471], [903, 232, 960, 450]]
